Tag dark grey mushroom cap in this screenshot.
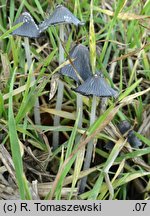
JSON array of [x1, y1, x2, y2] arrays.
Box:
[[127, 131, 142, 148], [105, 120, 142, 150], [74, 72, 118, 97], [12, 12, 41, 38], [105, 128, 142, 151], [117, 120, 131, 134], [60, 44, 92, 83], [39, 5, 84, 32], [105, 141, 115, 150], [118, 120, 142, 148]]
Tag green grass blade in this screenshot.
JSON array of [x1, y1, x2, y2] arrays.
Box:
[[69, 145, 85, 199], [9, 0, 15, 22], [88, 138, 125, 199], [0, 22, 23, 40], [48, 113, 80, 199], [89, 0, 96, 74], [34, 0, 44, 17], [65, 110, 80, 159], [8, 70, 30, 199], [0, 91, 4, 118], [100, 0, 127, 63], [118, 78, 142, 101]]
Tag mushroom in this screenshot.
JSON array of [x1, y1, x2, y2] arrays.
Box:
[[74, 72, 118, 97], [60, 43, 92, 132], [12, 12, 41, 38], [12, 12, 41, 125], [39, 5, 84, 32], [60, 44, 92, 83], [40, 5, 84, 149], [74, 71, 118, 193], [118, 120, 142, 148], [105, 120, 142, 150]]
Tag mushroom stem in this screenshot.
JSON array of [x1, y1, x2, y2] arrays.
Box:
[[24, 37, 41, 125], [90, 95, 97, 125], [24, 37, 32, 71], [79, 95, 97, 193], [59, 24, 65, 65], [100, 97, 108, 115], [53, 24, 65, 150]]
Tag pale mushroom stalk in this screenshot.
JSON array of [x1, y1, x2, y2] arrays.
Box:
[[24, 37, 41, 125], [74, 72, 118, 193], [40, 5, 84, 150], [90, 95, 97, 126], [60, 44, 92, 144], [12, 12, 41, 125], [53, 24, 65, 149], [79, 0, 98, 193], [79, 95, 97, 193]]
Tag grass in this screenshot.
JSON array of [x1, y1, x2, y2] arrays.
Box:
[[0, 0, 150, 200]]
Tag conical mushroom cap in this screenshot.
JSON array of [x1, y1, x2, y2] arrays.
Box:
[[74, 72, 118, 97], [105, 120, 142, 150], [39, 5, 84, 32], [127, 131, 142, 148], [12, 12, 41, 38], [60, 44, 92, 83], [118, 121, 142, 148], [117, 120, 131, 134]]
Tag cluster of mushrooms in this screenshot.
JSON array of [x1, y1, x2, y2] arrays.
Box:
[[12, 5, 117, 137], [105, 120, 142, 150], [12, 5, 142, 193]]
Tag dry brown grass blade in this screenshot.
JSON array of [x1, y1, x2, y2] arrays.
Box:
[[1, 53, 10, 79], [120, 87, 150, 105], [0, 145, 17, 184], [94, 6, 150, 20], [0, 184, 19, 199], [37, 183, 78, 199], [40, 107, 76, 120], [109, 43, 150, 65], [62, 165, 102, 186], [97, 39, 129, 47], [49, 73, 59, 101]]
